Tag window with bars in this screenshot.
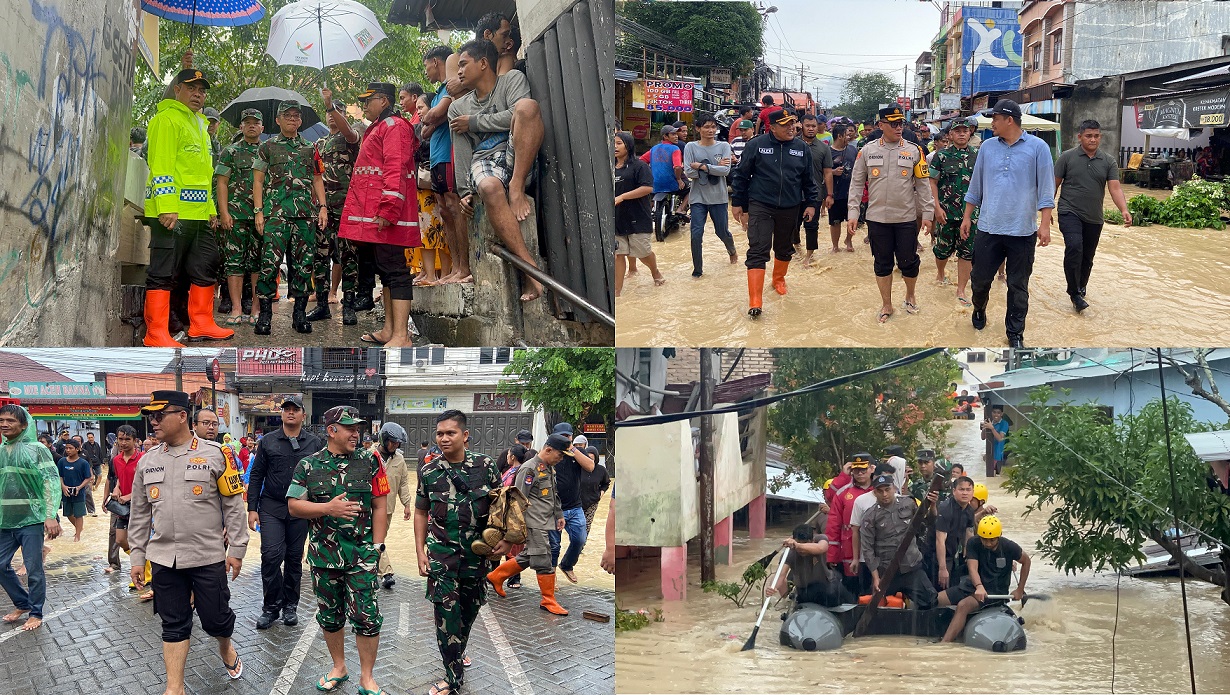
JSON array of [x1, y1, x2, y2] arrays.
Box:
[[409, 347, 445, 365], [1051, 31, 1062, 64], [479, 348, 512, 365], [1031, 44, 1041, 72], [322, 348, 363, 371]]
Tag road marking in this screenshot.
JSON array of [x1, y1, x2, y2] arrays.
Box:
[[0, 584, 118, 643], [398, 601, 409, 637], [480, 606, 535, 695], [269, 617, 319, 695]]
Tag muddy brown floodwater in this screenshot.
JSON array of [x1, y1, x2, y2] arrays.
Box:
[[614, 417, 1230, 694], [615, 185, 1230, 347]]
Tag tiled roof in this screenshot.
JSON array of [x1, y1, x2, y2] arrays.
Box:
[[0, 352, 71, 391]]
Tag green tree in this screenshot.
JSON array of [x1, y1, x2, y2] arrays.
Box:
[[768, 349, 960, 488], [833, 71, 901, 124], [500, 349, 615, 433], [132, 0, 443, 134], [1003, 386, 1230, 604], [618, 0, 763, 76]]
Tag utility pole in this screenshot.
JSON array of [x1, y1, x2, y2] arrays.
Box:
[[903, 65, 909, 110], [174, 348, 183, 391], [799, 64, 805, 94], [698, 348, 717, 584]]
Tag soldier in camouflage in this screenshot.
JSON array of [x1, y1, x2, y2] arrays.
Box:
[[287, 405, 389, 695], [306, 88, 362, 326], [908, 448, 949, 588], [215, 108, 264, 324], [252, 99, 328, 336], [928, 117, 980, 306], [414, 410, 505, 695]]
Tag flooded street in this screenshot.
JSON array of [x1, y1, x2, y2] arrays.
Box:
[[615, 185, 1230, 348], [614, 415, 1230, 693]]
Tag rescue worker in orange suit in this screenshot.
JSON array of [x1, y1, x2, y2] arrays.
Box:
[[824, 453, 875, 598]]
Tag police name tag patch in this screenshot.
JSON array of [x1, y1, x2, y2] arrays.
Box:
[[758, 147, 774, 155], [789, 149, 804, 157]]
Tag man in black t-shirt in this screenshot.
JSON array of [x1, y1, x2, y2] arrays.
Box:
[[935, 476, 977, 589], [936, 515, 1030, 642], [764, 524, 855, 607], [614, 131, 665, 296], [546, 424, 596, 583]]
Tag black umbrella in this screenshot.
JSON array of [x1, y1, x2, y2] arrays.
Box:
[[220, 86, 322, 135]]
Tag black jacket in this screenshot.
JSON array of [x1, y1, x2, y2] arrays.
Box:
[[580, 459, 610, 510], [731, 133, 820, 210], [247, 428, 324, 515], [81, 441, 105, 469]]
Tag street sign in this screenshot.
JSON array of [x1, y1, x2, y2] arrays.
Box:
[[209, 358, 222, 383], [939, 93, 961, 109], [7, 382, 106, 399], [709, 68, 732, 87]]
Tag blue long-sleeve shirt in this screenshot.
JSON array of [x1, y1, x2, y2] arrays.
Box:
[[965, 131, 1055, 236]]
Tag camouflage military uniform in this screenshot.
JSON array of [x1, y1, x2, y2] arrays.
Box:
[[929, 145, 979, 261], [313, 131, 360, 294], [215, 140, 262, 278], [415, 450, 501, 692], [254, 133, 321, 299], [287, 446, 389, 636]]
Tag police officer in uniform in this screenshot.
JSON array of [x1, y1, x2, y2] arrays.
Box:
[[215, 108, 264, 323], [415, 410, 505, 695], [287, 406, 389, 695], [129, 390, 249, 690], [307, 89, 362, 325], [246, 395, 322, 630], [373, 421, 413, 590], [860, 472, 938, 609], [847, 105, 934, 324], [485, 433, 570, 616]]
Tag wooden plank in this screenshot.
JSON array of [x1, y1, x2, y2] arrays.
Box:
[[572, 0, 616, 313]]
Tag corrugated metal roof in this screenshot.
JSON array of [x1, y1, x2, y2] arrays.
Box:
[[0, 352, 71, 391], [1186, 431, 1230, 461]]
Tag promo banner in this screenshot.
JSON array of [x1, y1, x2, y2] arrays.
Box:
[[960, 7, 1023, 97]]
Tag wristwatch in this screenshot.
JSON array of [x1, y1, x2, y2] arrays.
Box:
[[376, 543, 386, 553]]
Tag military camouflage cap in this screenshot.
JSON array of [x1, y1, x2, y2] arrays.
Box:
[[323, 405, 366, 426], [240, 108, 264, 122], [277, 99, 304, 115]]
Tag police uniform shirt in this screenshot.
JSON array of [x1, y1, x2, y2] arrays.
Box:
[[514, 457, 562, 530], [860, 495, 924, 574], [848, 137, 935, 224], [128, 437, 249, 569]]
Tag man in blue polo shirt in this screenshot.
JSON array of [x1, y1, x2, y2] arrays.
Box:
[[961, 100, 1055, 348]]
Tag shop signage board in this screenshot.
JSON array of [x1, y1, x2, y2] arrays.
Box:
[[239, 393, 304, 414], [8, 382, 106, 399], [1137, 90, 1230, 129], [643, 80, 694, 112], [26, 404, 141, 419], [387, 395, 449, 413], [236, 348, 304, 377], [473, 393, 523, 412], [939, 93, 961, 109]]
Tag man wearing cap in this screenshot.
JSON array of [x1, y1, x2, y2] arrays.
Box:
[[415, 410, 505, 695], [288, 405, 390, 695], [252, 99, 328, 336], [215, 108, 264, 324], [825, 453, 875, 597], [129, 390, 249, 688], [516, 429, 537, 458], [340, 82, 420, 348], [908, 449, 948, 587], [928, 116, 980, 306], [245, 395, 322, 630], [847, 105, 934, 324], [963, 99, 1056, 348], [860, 472, 938, 609], [374, 422, 413, 590], [307, 88, 363, 326], [731, 107, 819, 317], [143, 68, 235, 347]]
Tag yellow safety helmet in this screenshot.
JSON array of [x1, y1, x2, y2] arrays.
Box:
[[978, 515, 1002, 539], [823, 478, 834, 490], [973, 482, 989, 502]]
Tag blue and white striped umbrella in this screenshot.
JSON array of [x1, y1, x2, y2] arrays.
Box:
[[140, 0, 265, 47]]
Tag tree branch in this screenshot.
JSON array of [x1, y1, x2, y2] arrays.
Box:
[[1163, 354, 1230, 419], [1147, 528, 1227, 590]]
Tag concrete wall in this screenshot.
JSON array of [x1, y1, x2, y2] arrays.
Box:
[[0, 0, 136, 345], [1062, 76, 1122, 153], [1069, 1, 1230, 82]]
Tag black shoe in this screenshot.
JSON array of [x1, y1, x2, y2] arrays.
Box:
[[382, 574, 395, 590], [1078, 286, 1087, 298], [254, 297, 273, 335], [292, 297, 312, 334], [1071, 295, 1089, 313], [342, 291, 358, 326], [971, 308, 987, 330], [305, 300, 331, 321], [352, 293, 376, 312], [281, 606, 298, 626], [241, 296, 253, 315], [748, 307, 761, 318], [256, 609, 280, 630], [218, 295, 233, 315], [1008, 336, 1025, 349]]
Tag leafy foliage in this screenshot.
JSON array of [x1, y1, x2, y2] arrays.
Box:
[[1103, 208, 1124, 225], [615, 607, 663, 632], [500, 349, 615, 430], [832, 72, 902, 124], [1002, 386, 1230, 599], [618, 0, 764, 76], [768, 350, 960, 489], [1127, 177, 1230, 230], [701, 558, 770, 608]]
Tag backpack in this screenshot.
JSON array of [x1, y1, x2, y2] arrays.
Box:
[[487, 486, 529, 545]]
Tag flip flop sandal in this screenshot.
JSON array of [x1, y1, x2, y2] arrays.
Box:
[[428, 682, 453, 695], [957, 296, 973, 308], [315, 674, 349, 692], [878, 312, 892, 324], [357, 688, 389, 695], [360, 333, 387, 345], [225, 315, 246, 325], [223, 654, 243, 680], [463, 656, 472, 668], [903, 301, 921, 315]]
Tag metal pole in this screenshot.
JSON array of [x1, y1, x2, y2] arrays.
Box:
[[698, 348, 717, 584], [175, 348, 183, 391], [488, 246, 615, 328]]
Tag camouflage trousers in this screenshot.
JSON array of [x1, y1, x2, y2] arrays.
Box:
[[220, 219, 262, 277], [431, 576, 485, 690], [932, 219, 976, 262], [310, 566, 382, 637], [257, 216, 314, 299], [314, 207, 358, 295]]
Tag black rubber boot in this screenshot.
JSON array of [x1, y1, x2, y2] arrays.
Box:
[[305, 293, 331, 321], [241, 275, 254, 315], [292, 296, 312, 334], [342, 291, 358, 326], [352, 290, 375, 312], [218, 282, 232, 315], [253, 297, 273, 335]]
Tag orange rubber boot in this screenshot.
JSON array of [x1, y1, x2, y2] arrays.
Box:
[[486, 558, 524, 598], [187, 285, 235, 340], [143, 290, 184, 347], [772, 259, 790, 295], [747, 268, 765, 316], [537, 572, 569, 616]]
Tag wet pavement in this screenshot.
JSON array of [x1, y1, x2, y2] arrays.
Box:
[[614, 185, 1230, 348], [613, 415, 1230, 693]]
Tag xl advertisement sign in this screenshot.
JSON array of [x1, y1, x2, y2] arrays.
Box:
[[960, 7, 1023, 97]]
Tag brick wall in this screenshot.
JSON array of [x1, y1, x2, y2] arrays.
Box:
[[667, 349, 776, 386]]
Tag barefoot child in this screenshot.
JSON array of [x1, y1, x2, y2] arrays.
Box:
[[56, 440, 93, 542]]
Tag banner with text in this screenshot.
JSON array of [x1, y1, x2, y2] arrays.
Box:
[[642, 80, 694, 113]]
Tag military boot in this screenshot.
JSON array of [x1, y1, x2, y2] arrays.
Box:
[[342, 291, 358, 326], [241, 275, 254, 315], [253, 297, 273, 335], [218, 282, 233, 315], [305, 281, 331, 321], [292, 296, 312, 334]]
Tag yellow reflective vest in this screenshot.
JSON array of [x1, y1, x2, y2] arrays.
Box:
[[144, 99, 218, 220]]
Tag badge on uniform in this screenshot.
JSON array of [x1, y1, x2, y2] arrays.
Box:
[[190, 457, 206, 464], [149, 486, 160, 500], [871, 168, 881, 177], [192, 485, 204, 496], [524, 472, 536, 487], [541, 488, 550, 496]]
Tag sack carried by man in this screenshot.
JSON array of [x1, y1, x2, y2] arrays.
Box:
[[470, 486, 529, 556]]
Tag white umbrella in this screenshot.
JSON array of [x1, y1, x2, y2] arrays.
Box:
[[266, 0, 387, 70]]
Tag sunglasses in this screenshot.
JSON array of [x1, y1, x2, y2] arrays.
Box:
[[885, 122, 905, 129], [148, 408, 186, 423]]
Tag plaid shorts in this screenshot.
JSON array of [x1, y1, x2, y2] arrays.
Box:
[[470, 149, 514, 190]]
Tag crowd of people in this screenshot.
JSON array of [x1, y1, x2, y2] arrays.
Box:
[[616, 96, 1134, 346], [138, 12, 547, 349], [0, 396, 615, 695]]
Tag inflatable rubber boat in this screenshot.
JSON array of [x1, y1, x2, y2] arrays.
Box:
[[779, 601, 1027, 652]]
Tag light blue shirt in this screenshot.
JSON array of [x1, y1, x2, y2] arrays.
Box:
[[965, 131, 1055, 236]]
